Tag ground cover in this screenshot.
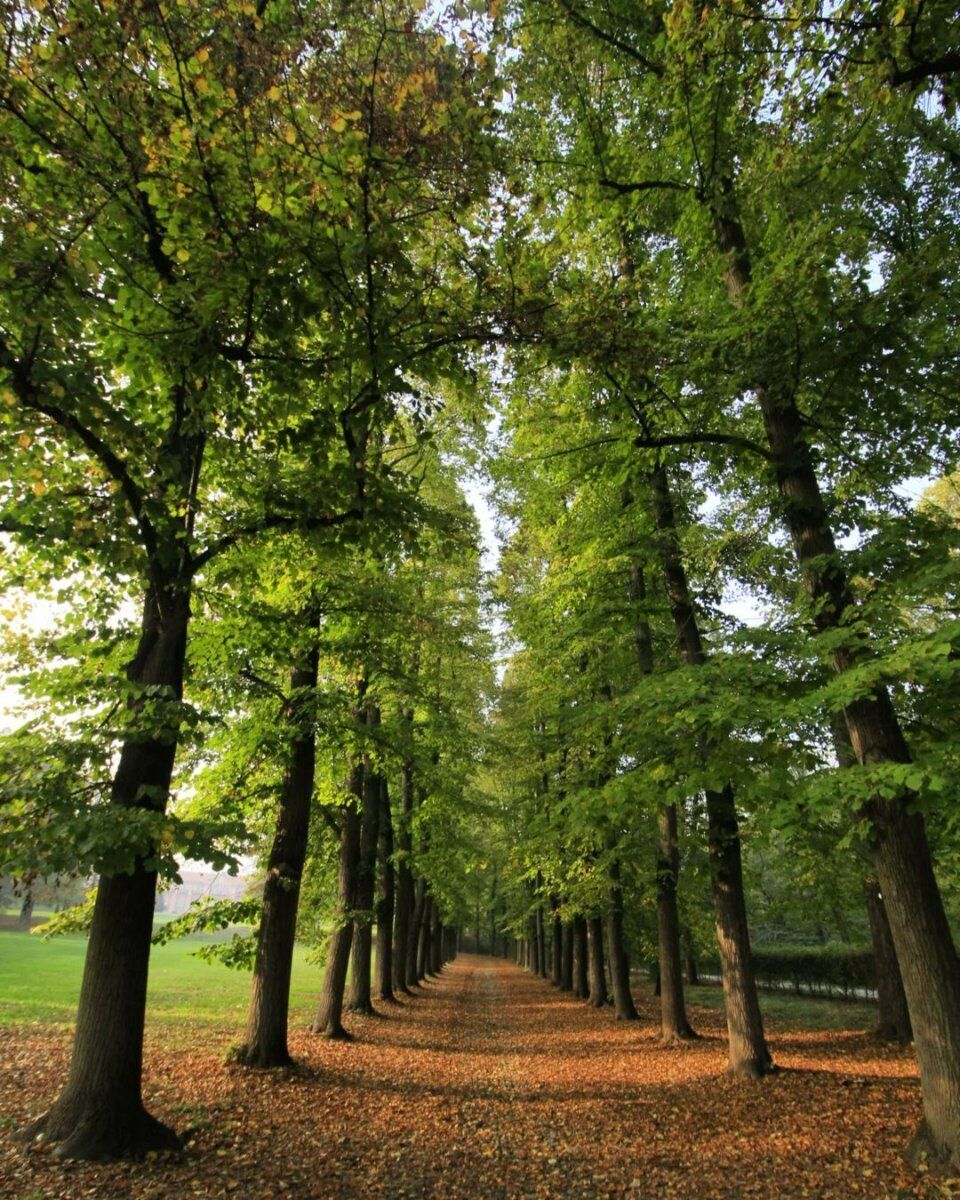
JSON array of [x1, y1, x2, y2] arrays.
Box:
[[0, 953, 939, 1200]]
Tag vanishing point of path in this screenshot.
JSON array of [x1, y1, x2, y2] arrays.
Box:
[[0, 956, 934, 1199]]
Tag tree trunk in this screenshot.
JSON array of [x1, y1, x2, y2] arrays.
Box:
[[561, 921, 574, 991], [407, 878, 426, 985], [607, 860, 638, 1020], [417, 893, 432, 980], [312, 767, 363, 1040], [17, 887, 33, 932], [233, 644, 319, 1068], [630, 563, 696, 1041], [375, 777, 396, 1003], [684, 950, 699, 987], [832, 719, 910, 1043], [649, 465, 771, 1078], [430, 904, 443, 975], [528, 914, 540, 974], [535, 897, 548, 979], [572, 916, 589, 998], [587, 917, 608, 1007], [392, 747, 415, 995], [657, 805, 697, 1042], [17, 584, 190, 1159], [550, 898, 563, 986], [347, 714, 382, 1015], [712, 177, 960, 1156], [864, 876, 912, 1043]]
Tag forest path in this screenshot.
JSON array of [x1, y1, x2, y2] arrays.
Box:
[[1, 955, 930, 1199]]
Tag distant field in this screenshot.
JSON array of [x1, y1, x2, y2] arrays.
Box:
[[0, 929, 321, 1035]]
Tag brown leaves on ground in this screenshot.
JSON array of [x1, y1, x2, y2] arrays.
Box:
[[0, 957, 946, 1199]]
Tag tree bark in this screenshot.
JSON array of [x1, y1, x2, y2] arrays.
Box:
[[392, 743, 415, 995], [561, 921, 574, 991], [550, 897, 563, 986], [312, 766, 362, 1040], [407, 878, 426, 985], [18, 584, 190, 1158], [535, 895, 548, 979], [347, 710, 381, 1015], [572, 916, 589, 998], [607, 860, 639, 1020], [233, 643, 319, 1068], [629, 562, 696, 1041], [864, 876, 912, 1044], [587, 917, 608, 1007], [17, 885, 33, 932], [657, 805, 698, 1042], [417, 892, 433, 980], [375, 777, 396, 1003], [430, 903, 443, 975], [649, 465, 771, 1077]]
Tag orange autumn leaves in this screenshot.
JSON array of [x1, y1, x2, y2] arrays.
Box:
[[0, 957, 943, 1199]]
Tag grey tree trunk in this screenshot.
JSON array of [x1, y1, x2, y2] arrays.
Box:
[[392, 744, 415, 995], [607, 859, 638, 1020], [375, 777, 396, 1003], [234, 643, 319, 1067], [312, 766, 363, 1040], [649, 465, 771, 1078], [587, 917, 608, 1007]]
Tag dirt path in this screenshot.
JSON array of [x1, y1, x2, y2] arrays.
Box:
[[0, 955, 935, 1199]]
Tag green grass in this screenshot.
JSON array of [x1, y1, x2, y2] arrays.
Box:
[[0, 929, 320, 1031], [685, 983, 878, 1032]]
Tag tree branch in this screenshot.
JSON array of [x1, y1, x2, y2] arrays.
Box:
[[192, 505, 364, 573], [599, 177, 692, 195], [634, 431, 773, 460], [889, 52, 960, 88], [556, 0, 664, 77]]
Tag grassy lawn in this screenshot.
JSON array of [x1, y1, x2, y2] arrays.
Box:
[[0, 929, 321, 1031], [684, 982, 878, 1032]]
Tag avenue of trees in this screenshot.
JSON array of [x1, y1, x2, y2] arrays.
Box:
[[1, 0, 959, 1179]]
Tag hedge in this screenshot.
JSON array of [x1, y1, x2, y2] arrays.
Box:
[[696, 946, 876, 1000]]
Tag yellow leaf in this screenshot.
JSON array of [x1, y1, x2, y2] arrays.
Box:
[[284, 125, 297, 144], [176, 247, 191, 262], [892, 3, 906, 23], [330, 116, 347, 132], [267, 84, 281, 101]]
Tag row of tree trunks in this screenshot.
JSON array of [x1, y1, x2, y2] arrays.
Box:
[[648, 466, 772, 1078], [713, 181, 960, 1166]]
